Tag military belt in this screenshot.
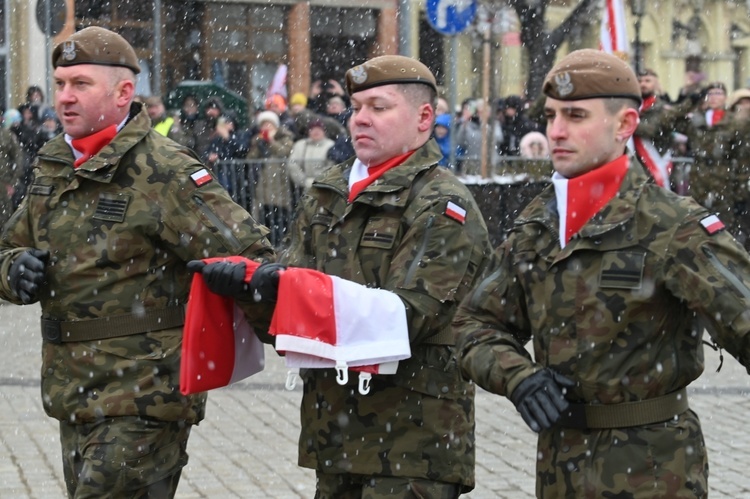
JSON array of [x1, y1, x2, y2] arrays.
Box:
[[422, 328, 455, 345], [41, 306, 185, 344], [557, 388, 689, 430]]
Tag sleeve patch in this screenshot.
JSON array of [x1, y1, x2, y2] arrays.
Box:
[[444, 201, 467, 224], [700, 214, 725, 235], [191, 168, 212, 187]]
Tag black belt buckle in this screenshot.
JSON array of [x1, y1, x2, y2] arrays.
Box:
[[41, 320, 62, 344]]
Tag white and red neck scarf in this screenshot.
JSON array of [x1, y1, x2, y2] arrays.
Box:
[[552, 155, 629, 248], [348, 150, 415, 203], [706, 108, 725, 127], [65, 115, 128, 168]]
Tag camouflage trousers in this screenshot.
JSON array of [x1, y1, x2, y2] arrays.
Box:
[[59, 416, 191, 498], [315, 472, 461, 499], [535, 410, 708, 498]]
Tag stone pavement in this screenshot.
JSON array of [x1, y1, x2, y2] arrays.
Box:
[[1, 301, 750, 498]]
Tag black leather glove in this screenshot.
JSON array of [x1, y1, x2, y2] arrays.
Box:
[[187, 259, 249, 297], [510, 368, 575, 433], [9, 249, 50, 304], [249, 263, 286, 303]]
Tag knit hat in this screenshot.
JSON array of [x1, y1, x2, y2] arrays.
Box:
[[52, 26, 141, 74], [256, 110, 280, 128], [345, 55, 437, 95], [543, 49, 641, 104], [308, 119, 325, 130], [290, 92, 308, 107]]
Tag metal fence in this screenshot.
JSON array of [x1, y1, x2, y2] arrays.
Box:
[[213, 156, 697, 247]]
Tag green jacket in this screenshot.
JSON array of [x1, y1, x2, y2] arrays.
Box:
[[455, 163, 750, 496], [0, 103, 274, 424], [280, 139, 493, 488]]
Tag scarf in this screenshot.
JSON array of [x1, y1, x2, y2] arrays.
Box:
[[706, 108, 725, 127], [69, 125, 118, 167], [552, 155, 629, 247], [348, 150, 415, 203]]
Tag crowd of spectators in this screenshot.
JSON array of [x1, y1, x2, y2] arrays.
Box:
[[0, 86, 62, 226], [5, 70, 750, 249]]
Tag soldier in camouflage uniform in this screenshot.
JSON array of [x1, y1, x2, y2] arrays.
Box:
[[0, 27, 274, 498], [683, 82, 736, 227], [718, 89, 750, 249], [632, 68, 689, 189], [192, 55, 493, 497], [454, 49, 750, 497]]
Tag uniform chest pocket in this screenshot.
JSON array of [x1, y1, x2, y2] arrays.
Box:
[[359, 216, 400, 249], [599, 251, 645, 289]]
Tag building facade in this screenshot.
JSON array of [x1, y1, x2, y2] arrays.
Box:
[[1, 0, 749, 116]]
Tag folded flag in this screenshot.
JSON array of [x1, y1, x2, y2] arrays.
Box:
[[180, 256, 265, 395], [269, 267, 411, 394]]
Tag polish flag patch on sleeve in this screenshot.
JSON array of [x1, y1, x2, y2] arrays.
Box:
[[190, 168, 212, 187], [445, 201, 467, 224], [700, 214, 725, 235]]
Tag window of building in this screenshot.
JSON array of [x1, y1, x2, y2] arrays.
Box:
[[310, 7, 375, 83], [75, 0, 158, 96], [205, 3, 288, 110]]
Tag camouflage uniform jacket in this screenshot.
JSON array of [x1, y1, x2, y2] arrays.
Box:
[[246, 127, 295, 208], [454, 162, 750, 495], [0, 127, 24, 226], [635, 96, 681, 157], [0, 103, 274, 425], [686, 109, 736, 225], [280, 139, 492, 488]]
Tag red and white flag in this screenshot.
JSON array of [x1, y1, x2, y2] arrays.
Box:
[[631, 136, 672, 189], [270, 267, 411, 393], [180, 257, 264, 395], [266, 64, 288, 100], [599, 0, 630, 57]]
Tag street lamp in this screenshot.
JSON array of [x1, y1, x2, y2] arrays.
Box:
[[631, 0, 645, 75]]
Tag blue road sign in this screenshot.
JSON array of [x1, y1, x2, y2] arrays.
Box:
[[426, 0, 477, 35]]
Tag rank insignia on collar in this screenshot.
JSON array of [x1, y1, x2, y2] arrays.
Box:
[[62, 41, 76, 62], [700, 214, 725, 235]]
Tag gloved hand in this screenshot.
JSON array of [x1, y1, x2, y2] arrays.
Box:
[[186, 259, 249, 296], [9, 249, 50, 304], [510, 368, 575, 433], [249, 263, 286, 303]]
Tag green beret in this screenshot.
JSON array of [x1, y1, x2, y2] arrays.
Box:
[[345, 55, 437, 95], [543, 49, 640, 105], [52, 26, 141, 74]]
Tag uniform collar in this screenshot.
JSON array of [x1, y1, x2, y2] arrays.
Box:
[[517, 162, 647, 243], [37, 103, 151, 181]]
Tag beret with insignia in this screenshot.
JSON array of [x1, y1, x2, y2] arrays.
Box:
[[52, 26, 141, 74], [543, 49, 640, 105], [345, 55, 437, 95]]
